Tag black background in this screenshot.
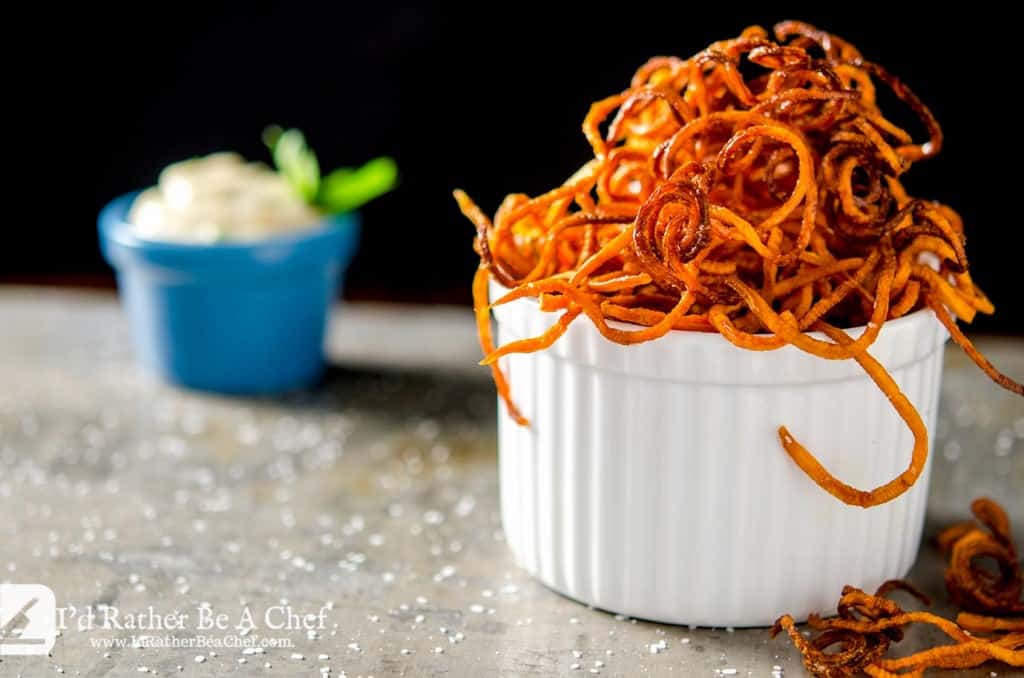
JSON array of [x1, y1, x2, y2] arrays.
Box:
[[9, 4, 1024, 333]]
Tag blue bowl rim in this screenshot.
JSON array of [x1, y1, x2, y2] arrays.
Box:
[[99, 191, 360, 254]]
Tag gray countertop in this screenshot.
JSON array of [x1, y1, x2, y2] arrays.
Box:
[[0, 287, 1021, 678]]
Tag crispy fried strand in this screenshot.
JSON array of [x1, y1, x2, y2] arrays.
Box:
[[956, 612, 1024, 633], [929, 299, 1024, 396], [938, 497, 1024, 615], [774, 574, 1024, 677], [776, 323, 928, 507], [472, 266, 527, 425]]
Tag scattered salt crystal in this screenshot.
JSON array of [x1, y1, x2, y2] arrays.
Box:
[[995, 429, 1014, 456]]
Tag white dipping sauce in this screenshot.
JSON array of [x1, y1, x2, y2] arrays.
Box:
[[128, 152, 324, 243]]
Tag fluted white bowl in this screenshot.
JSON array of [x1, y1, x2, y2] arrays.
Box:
[[493, 288, 947, 627]]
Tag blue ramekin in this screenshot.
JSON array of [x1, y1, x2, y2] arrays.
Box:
[[98, 192, 360, 393]]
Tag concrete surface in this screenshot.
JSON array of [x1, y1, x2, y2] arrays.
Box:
[[0, 287, 1021, 677]]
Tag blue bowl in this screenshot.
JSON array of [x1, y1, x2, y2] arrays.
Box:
[[98, 192, 360, 393]]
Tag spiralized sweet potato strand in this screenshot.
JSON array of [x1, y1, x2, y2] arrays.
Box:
[[773, 564, 1024, 677], [456, 20, 1024, 508], [776, 322, 928, 507], [937, 497, 1024, 615]]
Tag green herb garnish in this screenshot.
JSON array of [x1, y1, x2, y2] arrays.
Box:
[[263, 125, 397, 213]]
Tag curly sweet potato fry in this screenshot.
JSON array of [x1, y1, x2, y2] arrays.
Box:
[[456, 20, 1023, 508]]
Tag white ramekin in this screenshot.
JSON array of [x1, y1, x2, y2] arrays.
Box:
[[492, 286, 948, 627]]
